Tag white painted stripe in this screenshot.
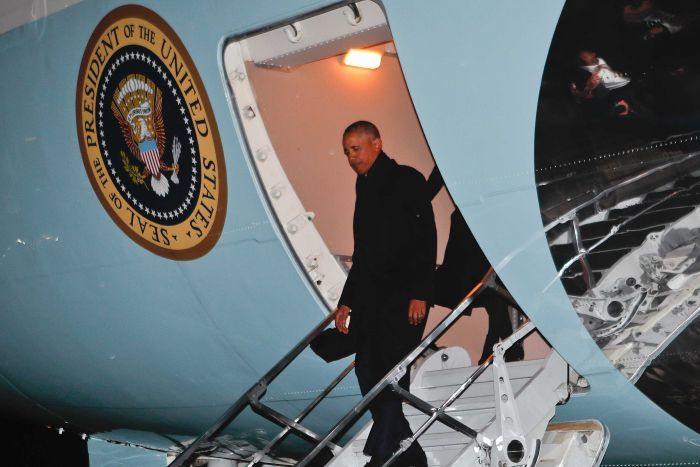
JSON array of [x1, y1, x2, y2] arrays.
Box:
[[141, 148, 160, 176]]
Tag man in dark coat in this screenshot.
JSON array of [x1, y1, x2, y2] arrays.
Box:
[[334, 121, 436, 466], [427, 167, 524, 364]]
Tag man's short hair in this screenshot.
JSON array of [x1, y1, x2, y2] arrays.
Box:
[[343, 120, 380, 140]]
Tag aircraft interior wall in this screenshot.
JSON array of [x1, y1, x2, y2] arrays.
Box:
[[243, 42, 550, 361]]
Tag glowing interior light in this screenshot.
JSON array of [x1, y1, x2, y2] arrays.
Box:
[[343, 49, 382, 69]]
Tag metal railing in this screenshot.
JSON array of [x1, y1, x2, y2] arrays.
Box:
[[169, 308, 346, 467], [170, 267, 528, 467], [544, 148, 700, 293], [542, 145, 700, 234], [381, 320, 535, 467]]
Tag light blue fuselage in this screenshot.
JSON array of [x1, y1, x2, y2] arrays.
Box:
[[1, 0, 699, 463]]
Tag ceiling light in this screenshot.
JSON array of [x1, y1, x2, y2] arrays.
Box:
[[343, 48, 382, 69]]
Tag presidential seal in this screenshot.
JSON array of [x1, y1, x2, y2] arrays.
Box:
[[76, 5, 227, 260]]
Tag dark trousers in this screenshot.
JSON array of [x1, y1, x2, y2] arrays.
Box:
[[477, 290, 524, 364], [353, 311, 427, 466]]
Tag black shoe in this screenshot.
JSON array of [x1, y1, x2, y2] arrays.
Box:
[[505, 342, 524, 362], [397, 442, 428, 467], [304, 446, 334, 466]]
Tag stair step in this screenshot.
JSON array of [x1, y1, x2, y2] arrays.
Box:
[[325, 352, 606, 467], [560, 272, 602, 295], [550, 244, 578, 270], [416, 359, 544, 389], [644, 189, 675, 202], [579, 220, 618, 240], [343, 427, 470, 466], [587, 248, 632, 270], [582, 226, 659, 251], [652, 192, 700, 210], [608, 202, 650, 219], [671, 176, 700, 189], [536, 420, 608, 467], [625, 206, 695, 230]]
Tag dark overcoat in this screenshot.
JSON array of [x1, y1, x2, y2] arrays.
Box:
[[339, 152, 437, 345]]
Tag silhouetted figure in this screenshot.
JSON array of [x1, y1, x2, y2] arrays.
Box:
[[623, 0, 687, 41], [570, 49, 652, 120], [427, 167, 524, 364]]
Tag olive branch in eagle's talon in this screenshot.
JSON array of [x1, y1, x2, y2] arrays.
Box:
[[120, 150, 148, 189]]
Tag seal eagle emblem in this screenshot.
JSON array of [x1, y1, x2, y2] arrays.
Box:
[[76, 5, 227, 260], [111, 74, 179, 196]]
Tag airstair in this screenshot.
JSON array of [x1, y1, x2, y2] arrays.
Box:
[[168, 270, 608, 467]]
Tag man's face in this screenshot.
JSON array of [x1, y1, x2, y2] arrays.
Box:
[[579, 50, 598, 66], [342, 131, 381, 175]]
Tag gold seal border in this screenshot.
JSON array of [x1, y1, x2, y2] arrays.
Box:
[[76, 4, 227, 261]]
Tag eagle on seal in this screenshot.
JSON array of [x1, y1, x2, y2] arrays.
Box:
[[111, 74, 179, 197]]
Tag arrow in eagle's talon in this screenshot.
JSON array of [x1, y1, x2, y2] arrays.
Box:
[[171, 136, 181, 184]]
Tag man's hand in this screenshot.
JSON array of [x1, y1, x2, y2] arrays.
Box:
[[335, 305, 351, 334], [648, 25, 665, 38], [616, 99, 631, 116], [570, 81, 578, 95], [408, 299, 427, 326]]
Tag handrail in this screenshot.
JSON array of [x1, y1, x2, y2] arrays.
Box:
[[571, 215, 596, 290], [549, 178, 700, 293], [297, 268, 505, 466], [542, 149, 700, 233], [541, 145, 700, 298], [171, 267, 517, 467], [246, 361, 355, 466], [382, 320, 535, 467], [169, 308, 341, 467]]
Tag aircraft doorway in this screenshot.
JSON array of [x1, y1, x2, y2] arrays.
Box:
[[223, 1, 548, 362]]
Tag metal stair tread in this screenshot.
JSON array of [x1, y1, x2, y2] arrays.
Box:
[[416, 359, 544, 389]]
